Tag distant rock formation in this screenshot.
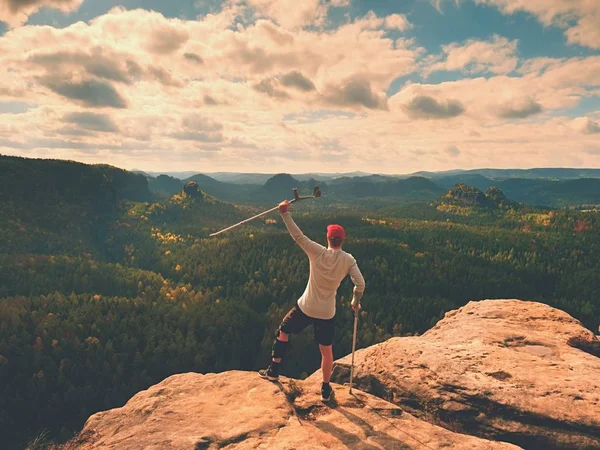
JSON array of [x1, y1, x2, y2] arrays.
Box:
[[444, 183, 489, 206], [441, 183, 514, 208], [183, 180, 202, 198], [59, 300, 600, 449], [484, 186, 506, 203], [310, 300, 600, 449]]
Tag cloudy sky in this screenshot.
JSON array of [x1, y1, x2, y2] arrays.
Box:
[[0, 0, 599, 174]]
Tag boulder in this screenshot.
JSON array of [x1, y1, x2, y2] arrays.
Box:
[[309, 300, 600, 449]]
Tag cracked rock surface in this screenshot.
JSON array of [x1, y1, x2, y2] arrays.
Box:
[[64, 371, 518, 449]]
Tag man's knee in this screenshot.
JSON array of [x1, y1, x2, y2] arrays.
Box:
[[277, 329, 289, 341], [319, 344, 333, 357], [272, 328, 289, 360]]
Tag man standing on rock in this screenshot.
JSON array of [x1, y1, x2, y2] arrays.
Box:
[[259, 199, 366, 402]]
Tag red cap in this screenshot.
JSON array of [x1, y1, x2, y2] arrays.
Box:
[[327, 224, 345, 240]]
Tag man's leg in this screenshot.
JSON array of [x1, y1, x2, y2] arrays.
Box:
[[259, 306, 310, 380], [319, 344, 333, 383], [259, 329, 288, 380], [272, 330, 289, 364], [314, 317, 335, 401]]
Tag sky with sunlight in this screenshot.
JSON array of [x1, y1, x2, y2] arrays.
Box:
[[0, 0, 599, 174]]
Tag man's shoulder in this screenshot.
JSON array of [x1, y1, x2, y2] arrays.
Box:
[[341, 250, 357, 264]]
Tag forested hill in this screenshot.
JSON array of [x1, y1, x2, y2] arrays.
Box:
[[0, 155, 244, 257], [1, 155, 151, 257], [0, 155, 153, 203]]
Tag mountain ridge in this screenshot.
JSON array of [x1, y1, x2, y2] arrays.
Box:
[[135, 168, 600, 183], [4, 155, 599, 209]]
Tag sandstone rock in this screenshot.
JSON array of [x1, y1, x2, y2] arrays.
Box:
[[63, 371, 518, 449], [309, 300, 600, 449], [183, 181, 202, 198]]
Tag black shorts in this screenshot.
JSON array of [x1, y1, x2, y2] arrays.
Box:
[[279, 305, 335, 346]]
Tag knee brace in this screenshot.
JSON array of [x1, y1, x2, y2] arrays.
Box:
[[271, 337, 288, 359]]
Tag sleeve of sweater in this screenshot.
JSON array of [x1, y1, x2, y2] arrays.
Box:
[[348, 259, 366, 294], [281, 212, 324, 258]]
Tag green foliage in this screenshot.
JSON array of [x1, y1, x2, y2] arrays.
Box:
[[0, 292, 264, 448], [1, 157, 600, 449]]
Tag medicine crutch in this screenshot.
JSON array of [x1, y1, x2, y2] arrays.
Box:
[[209, 186, 321, 237], [349, 306, 359, 394]]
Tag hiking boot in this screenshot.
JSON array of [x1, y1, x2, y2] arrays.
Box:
[[258, 365, 279, 381], [321, 383, 333, 402]]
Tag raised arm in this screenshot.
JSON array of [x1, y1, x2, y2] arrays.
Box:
[[279, 201, 324, 258]]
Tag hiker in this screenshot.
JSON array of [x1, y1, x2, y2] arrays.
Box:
[[259, 199, 366, 401]]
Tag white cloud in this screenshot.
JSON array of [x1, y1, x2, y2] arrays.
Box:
[[394, 56, 600, 121], [472, 0, 600, 49], [0, 7, 420, 169], [572, 117, 600, 134], [0, 4, 598, 172], [351, 11, 411, 32], [403, 95, 465, 119], [565, 13, 600, 49], [385, 14, 411, 31], [0, 0, 83, 27], [145, 22, 190, 55], [244, 0, 325, 29], [424, 35, 519, 76], [322, 76, 389, 110], [496, 97, 542, 119]]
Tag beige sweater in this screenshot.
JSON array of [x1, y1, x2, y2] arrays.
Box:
[[282, 212, 365, 320]]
